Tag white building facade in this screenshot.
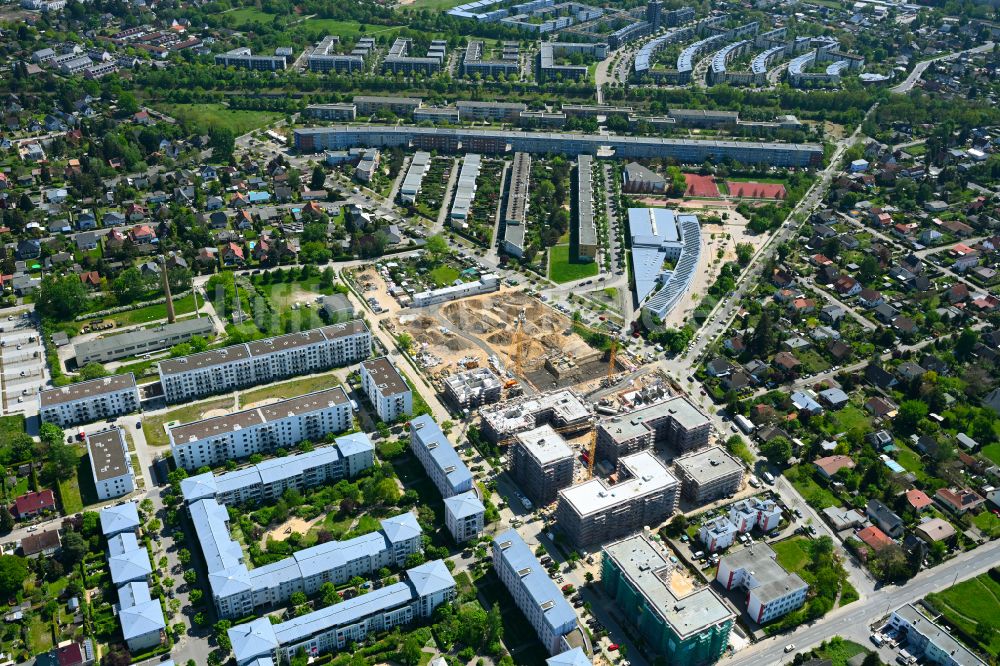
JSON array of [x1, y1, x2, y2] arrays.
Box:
[[360, 357, 413, 422], [38, 373, 140, 427]]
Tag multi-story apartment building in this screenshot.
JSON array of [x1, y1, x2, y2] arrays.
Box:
[[444, 491, 486, 543], [510, 424, 575, 506], [885, 604, 986, 666], [479, 389, 591, 443], [353, 95, 422, 117], [169, 387, 352, 470], [493, 530, 578, 655], [501, 151, 531, 258], [575, 155, 597, 262], [728, 497, 783, 533], [603, 534, 735, 664], [180, 432, 375, 505], [556, 451, 680, 547], [673, 446, 744, 504], [409, 415, 474, 497], [716, 544, 809, 624], [293, 126, 825, 168], [190, 496, 422, 618], [461, 41, 520, 78], [158, 321, 370, 403], [455, 100, 526, 122], [699, 516, 739, 552], [230, 560, 455, 665], [306, 104, 358, 121], [38, 373, 140, 427], [442, 367, 502, 409], [360, 357, 413, 422], [214, 47, 287, 70], [87, 428, 137, 501], [595, 396, 710, 462], [307, 35, 374, 73], [75, 316, 215, 365], [382, 38, 447, 75]]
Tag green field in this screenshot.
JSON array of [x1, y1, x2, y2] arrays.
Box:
[[811, 638, 869, 666], [225, 6, 273, 25], [893, 442, 928, 481], [0, 414, 25, 442], [155, 103, 282, 137], [110, 294, 199, 326], [973, 511, 1000, 538], [926, 572, 1000, 658], [429, 266, 460, 288], [399, 0, 468, 9], [772, 537, 811, 575], [784, 465, 839, 509], [548, 245, 599, 283], [239, 371, 345, 408], [982, 442, 1000, 466]]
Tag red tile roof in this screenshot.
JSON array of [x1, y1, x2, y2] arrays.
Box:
[[857, 525, 893, 550], [13, 489, 55, 516], [905, 489, 932, 510]]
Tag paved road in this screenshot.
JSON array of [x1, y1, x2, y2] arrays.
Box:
[[722, 538, 1000, 665], [890, 42, 994, 94]]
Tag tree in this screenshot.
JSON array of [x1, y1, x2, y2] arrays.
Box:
[[425, 234, 450, 262], [113, 267, 148, 304], [43, 440, 78, 482], [101, 647, 132, 666], [760, 436, 792, 467], [861, 653, 882, 666], [735, 243, 754, 266], [214, 619, 232, 651], [78, 362, 109, 381], [209, 127, 236, 162], [747, 310, 776, 356], [400, 634, 423, 666], [310, 166, 326, 191], [859, 255, 880, 284], [36, 275, 89, 320], [0, 506, 12, 533], [62, 531, 87, 565], [896, 399, 928, 434], [954, 327, 978, 360], [0, 555, 29, 597]]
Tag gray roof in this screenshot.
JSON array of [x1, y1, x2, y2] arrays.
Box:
[[604, 534, 734, 639], [87, 428, 130, 482], [600, 396, 708, 444], [39, 372, 136, 407], [99, 502, 140, 537], [719, 543, 808, 603], [547, 648, 592, 666], [119, 597, 165, 641], [169, 386, 349, 444], [75, 317, 214, 359], [560, 451, 677, 517], [893, 604, 986, 666], [515, 424, 574, 466], [230, 618, 279, 663], [674, 446, 743, 484], [362, 356, 410, 396]]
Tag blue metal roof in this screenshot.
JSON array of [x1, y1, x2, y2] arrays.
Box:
[[410, 414, 474, 495], [99, 502, 139, 537], [492, 529, 577, 643], [444, 490, 485, 519]]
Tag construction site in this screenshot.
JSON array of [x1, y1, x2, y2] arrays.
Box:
[[392, 291, 635, 393]]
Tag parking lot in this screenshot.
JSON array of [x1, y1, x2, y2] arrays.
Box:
[[0, 309, 47, 417]]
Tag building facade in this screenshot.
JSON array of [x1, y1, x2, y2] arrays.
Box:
[[509, 424, 575, 506], [409, 415, 474, 497], [38, 373, 140, 427], [673, 446, 744, 504], [596, 396, 710, 462], [360, 357, 413, 422], [716, 544, 808, 624], [158, 321, 370, 404], [603, 534, 734, 664], [169, 387, 352, 470], [444, 491, 486, 543], [75, 316, 214, 365]]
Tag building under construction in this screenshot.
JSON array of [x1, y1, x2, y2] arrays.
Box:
[[479, 389, 591, 443], [595, 396, 711, 463], [443, 367, 502, 409]]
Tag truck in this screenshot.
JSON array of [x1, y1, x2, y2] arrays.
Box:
[[733, 414, 755, 435]]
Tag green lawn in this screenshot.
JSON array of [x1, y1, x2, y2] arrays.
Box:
[[429, 266, 460, 288], [973, 511, 1000, 538], [239, 371, 345, 408], [893, 442, 928, 480], [772, 537, 811, 575], [982, 442, 1000, 466], [225, 6, 273, 25], [926, 573, 1000, 658], [812, 638, 870, 666], [111, 294, 199, 326], [784, 465, 839, 509], [27, 615, 53, 654], [830, 405, 869, 433], [57, 445, 90, 514], [155, 103, 282, 137], [144, 397, 235, 447], [400, 0, 468, 9], [0, 414, 25, 441], [548, 244, 599, 283]]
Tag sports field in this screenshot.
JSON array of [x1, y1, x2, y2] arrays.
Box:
[[726, 181, 787, 199], [684, 173, 720, 197]]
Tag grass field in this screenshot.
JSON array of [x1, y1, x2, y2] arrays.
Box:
[[973, 511, 1000, 538], [398, 0, 467, 9], [0, 414, 25, 443], [812, 638, 869, 666], [830, 405, 870, 435], [60, 444, 98, 513], [982, 442, 1000, 466], [155, 103, 282, 137], [549, 245, 599, 283], [772, 537, 811, 575], [893, 442, 928, 481], [429, 265, 460, 288], [239, 371, 345, 408], [144, 397, 235, 447], [785, 465, 839, 509], [926, 572, 1000, 658], [112, 294, 199, 326]]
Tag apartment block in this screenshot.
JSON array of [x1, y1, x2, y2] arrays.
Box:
[[307, 35, 373, 73], [158, 321, 370, 404], [455, 100, 526, 123], [510, 424, 575, 506], [501, 151, 531, 258], [409, 415, 474, 497], [353, 95, 422, 116], [169, 387, 352, 470], [382, 38, 447, 75], [595, 396, 710, 462], [728, 497, 782, 533], [885, 604, 986, 666], [493, 530, 578, 655], [444, 491, 486, 543], [673, 446, 744, 504], [38, 372, 139, 427], [716, 543, 808, 624], [180, 432, 375, 505], [462, 40, 520, 78], [87, 428, 136, 501], [75, 316, 214, 365], [699, 516, 739, 551], [306, 104, 358, 121], [230, 560, 455, 665], [479, 389, 591, 443], [399, 151, 431, 204], [190, 496, 422, 618], [556, 451, 680, 548], [603, 534, 734, 664], [575, 154, 597, 262], [215, 48, 286, 71], [360, 357, 413, 422], [442, 367, 502, 409]]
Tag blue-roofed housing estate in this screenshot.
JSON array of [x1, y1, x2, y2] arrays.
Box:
[[628, 208, 701, 321]]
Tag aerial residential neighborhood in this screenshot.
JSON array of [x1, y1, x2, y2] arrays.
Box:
[[1, 0, 1000, 664]]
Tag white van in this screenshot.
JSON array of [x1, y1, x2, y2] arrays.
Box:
[[762, 471, 775, 484]]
